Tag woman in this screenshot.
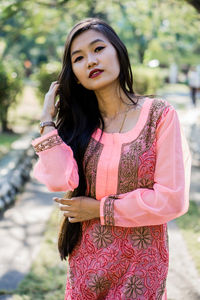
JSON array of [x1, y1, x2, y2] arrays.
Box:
[[32, 18, 191, 299]]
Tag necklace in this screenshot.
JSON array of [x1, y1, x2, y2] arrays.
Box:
[[102, 98, 144, 133], [103, 106, 133, 133], [119, 109, 129, 133]]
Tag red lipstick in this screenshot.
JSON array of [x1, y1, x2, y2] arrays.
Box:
[[89, 69, 104, 78]]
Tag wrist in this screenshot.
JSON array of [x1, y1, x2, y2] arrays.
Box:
[[95, 200, 100, 218], [41, 126, 56, 136], [40, 114, 53, 122], [39, 121, 56, 135]]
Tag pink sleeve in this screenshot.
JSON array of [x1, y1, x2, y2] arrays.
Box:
[[100, 106, 191, 227], [31, 129, 79, 192]]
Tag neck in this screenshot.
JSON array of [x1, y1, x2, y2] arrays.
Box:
[[94, 81, 131, 118]]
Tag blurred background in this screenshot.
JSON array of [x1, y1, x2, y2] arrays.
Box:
[[0, 0, 200, 299]]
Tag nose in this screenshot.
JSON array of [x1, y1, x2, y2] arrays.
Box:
[[87, 54, 98, 68]]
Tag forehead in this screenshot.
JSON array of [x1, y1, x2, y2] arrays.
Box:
[[70, 29, 109, 53]]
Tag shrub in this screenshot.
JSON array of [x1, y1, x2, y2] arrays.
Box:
[[132, 66, 165, 96], [0, 62, 23, 132], [32, 62, 61, 105]]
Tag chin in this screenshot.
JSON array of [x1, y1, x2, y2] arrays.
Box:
[[88, 78, 118, 91]]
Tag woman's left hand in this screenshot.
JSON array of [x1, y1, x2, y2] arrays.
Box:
[[53, 196, 100, 223]]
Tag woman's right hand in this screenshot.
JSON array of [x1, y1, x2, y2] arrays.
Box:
[[40, 81, 60, 121]]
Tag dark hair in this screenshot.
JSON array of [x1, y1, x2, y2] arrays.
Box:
[[56, 17, 139, 260]]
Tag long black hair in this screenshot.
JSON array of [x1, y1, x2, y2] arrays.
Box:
[[56, 17, 139, 260]]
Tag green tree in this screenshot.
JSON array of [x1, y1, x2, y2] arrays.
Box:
[[0, 62, 23, 132]]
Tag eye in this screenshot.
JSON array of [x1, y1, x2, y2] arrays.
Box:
[[74, 56, 83, 63], [95, 46, 105, 52]]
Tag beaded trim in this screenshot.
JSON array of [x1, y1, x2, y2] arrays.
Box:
[[33, 134, 63, 153]]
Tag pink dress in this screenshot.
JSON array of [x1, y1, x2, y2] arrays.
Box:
[[32, 98, 191, 300]]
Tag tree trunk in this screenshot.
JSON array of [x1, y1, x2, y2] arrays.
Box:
[[0, 106, 10, 132]]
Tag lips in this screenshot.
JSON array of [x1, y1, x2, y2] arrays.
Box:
[[89, 68, 104, 78]]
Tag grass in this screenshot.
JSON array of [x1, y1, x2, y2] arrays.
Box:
[[176, 200, 200, 275], [0, 132, 21, 159], [6, 208, 67, 300]]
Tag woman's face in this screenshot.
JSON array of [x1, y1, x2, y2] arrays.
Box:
[[70, 29, 120, 91]]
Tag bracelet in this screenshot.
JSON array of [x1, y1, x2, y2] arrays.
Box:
[[39, 121, 56, 134]]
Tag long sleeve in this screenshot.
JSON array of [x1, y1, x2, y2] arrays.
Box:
[[31, 129, 79, 192], [100, 106, 191, 227]]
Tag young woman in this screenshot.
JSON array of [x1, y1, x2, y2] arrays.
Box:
[[32, 18, 191, 300]]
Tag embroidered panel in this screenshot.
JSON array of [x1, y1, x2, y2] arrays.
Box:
[[65, 219, 169, 300], [117, 99, 170, 195], [83, 137, 104, 199], [33, 134, 63, 153], [103, 196, 115, 226], [103, 99, 170, 226]]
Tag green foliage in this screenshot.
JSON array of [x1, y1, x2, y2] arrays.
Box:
[[0, 0, 199, 130], [0, 61, 23, 132], [106, 0, 200, 67], [1, 0, 200, 75], [32, 62, 61, 104], [133, 66, 165, 95]]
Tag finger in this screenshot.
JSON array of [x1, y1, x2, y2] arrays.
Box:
[[63, 212, 75, 218], [59, 205, 72, 211], [53, 197, 75, 207], [53, 198, 66, 206], [52, 83, 59, 89], [53, 197, 61, 203], [49, 81, 58, 90], [49, 83, 59, 93], [68, 217, 79, 223], [60, 199, 73, 205], [63, 212, 71, 218], [50, 81, 58, 86], [55, 99, 60, 108]]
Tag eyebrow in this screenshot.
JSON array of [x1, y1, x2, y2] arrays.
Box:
[[71, 39, 105, 57]]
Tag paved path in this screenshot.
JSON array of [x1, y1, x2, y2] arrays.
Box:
[[167, 221, 200, 299], [0, 171, 61, 299], [162, 86, 200, 298], [0, 85, 200, 299]]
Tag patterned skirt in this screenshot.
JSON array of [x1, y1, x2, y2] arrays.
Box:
[[65, 219, 169, 300]]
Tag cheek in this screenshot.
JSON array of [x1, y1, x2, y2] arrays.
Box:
[[106, 50, 120, 75], [72, 64, 84, 81], [72, 65, 79, 78], [114, 54, 120, 73]]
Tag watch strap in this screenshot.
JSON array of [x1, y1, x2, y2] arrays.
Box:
[[39, 121, 56, 134]]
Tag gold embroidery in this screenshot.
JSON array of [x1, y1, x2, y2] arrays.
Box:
[[117, 99, 170, 194], [103, 99, 171, 225], [33, 134, 63, 152], [103, 197, 115, 225], [83, 138, 104, 199]]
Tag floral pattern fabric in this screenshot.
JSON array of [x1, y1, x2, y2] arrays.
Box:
[[65, 99, 169, 300], [65, 219, 168, 299]]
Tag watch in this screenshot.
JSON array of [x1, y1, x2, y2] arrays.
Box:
[[39, 121, 56, 134]]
